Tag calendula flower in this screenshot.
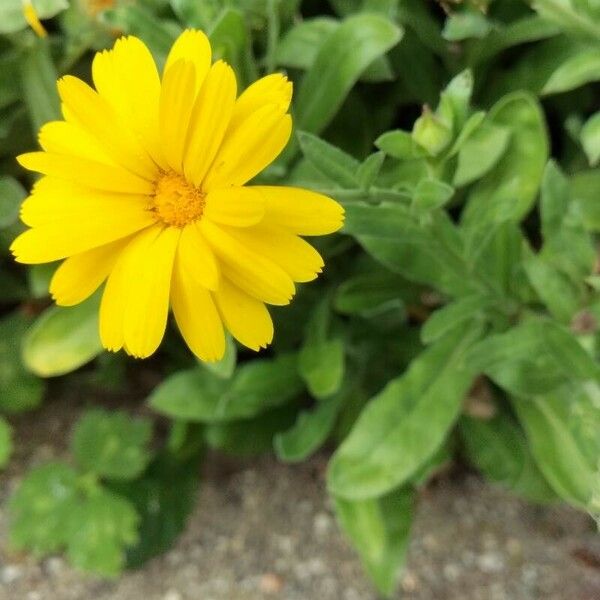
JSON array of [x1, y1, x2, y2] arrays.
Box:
[[12, 30, 344, 361]]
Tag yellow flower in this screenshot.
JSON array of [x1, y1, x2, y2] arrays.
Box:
[[22, 0, 47, 38], [12, 30, 344, 361]]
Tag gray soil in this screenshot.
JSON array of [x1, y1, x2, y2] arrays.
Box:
[[1, 392, 600, 600]]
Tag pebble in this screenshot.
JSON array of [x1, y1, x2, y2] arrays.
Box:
[[343, 589, 362, 600], [1, 564, 23, 584], [259, 573, 284, 594], [477, 551, 505, 573], [163, 590, 182, 600], [314, 512, 332, 536], [45, 556, 64, 576], [401, 570, 419, 592], [443, 563, 461, 582]]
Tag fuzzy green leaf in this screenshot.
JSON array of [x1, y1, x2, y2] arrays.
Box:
[[72, 409, 153, 480]]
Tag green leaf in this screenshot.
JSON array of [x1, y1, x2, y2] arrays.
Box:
[[581, 111, 600, 166], [111, 452, 201, 568], [205, 405, 297, 457], [343, 203, 476, 297], [540, 161, 595, 279], [357, 151, 385, 190], [572, 169, 600, 231], [275, 17, 394, 83], [297, 131, 360, 188], [22, 293, 103, 377], [0, 176, 26, 228], [299, 338, 344, 400], [531, 0, 600, 41], [446, 110, 486, 158], [512, 386, 600, 508], [208, 8, 255, 86], [328, 326, 480, 500], [334, 271, 409, 317], [27, 263, 57, 298], [334, 488, 414, 597], [297, 298, 345, 399], [542, 48, 600, 95], [0, 417, 12, 469], [468, 16, 560, 65], [460, 413, 557, 503], [71, 409, 153, 480], [421, 295, 491, 344], [295, 13, 402, 135], [9, 462, 78, 555], [66, 489, 139, 577], [149, 354, 303, 422], [275, 394, 343, 462], [412, 178, 454, 212], [467, 319, 600, 396], [540, 160, 569, 240], [19, 38, 60, 135], [276, 16, 338, 69], [0, 312, 44, 414], [453, 121, 511, 187], [523, 255, 580, 322], [375, 129, 427, 160], [0, 0, 68, 34], [170, 0, 221, 29], [437, 69, 474, 133], [443, 9, 492, 41], [462, 92, 548, 226]]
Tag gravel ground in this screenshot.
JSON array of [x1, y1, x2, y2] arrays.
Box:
[[1, 392, 600, 600]]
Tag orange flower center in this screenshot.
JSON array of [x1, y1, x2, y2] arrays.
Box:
[[152, 172, 205, 228]]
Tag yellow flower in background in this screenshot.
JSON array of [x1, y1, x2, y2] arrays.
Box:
[[12, 30, 344, 361], [22, 0, 48, 37]]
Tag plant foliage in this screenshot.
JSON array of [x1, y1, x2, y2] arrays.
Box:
[[1, 0, 600, 596]]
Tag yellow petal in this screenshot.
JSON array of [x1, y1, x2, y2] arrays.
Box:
[[254, 185, 345, 235], [58, 76, 158, 180], [221, 225, 324, 283], [177, 222, 219, 291], [204, 106, 292, 190], [171, 250, 225, 362], [159, 60, 196, 173], [12, 184, 155, 264], [213, 278, 273, 351], [200, 219, 295, 305], [17, 152, 155, 195], [38, 121, 115, 165], [92, 36, 166, 169], [100, 237, 135, 352], [204, 186, 265, 227], [183, 61, 237, 187], [50, 237, 131, 306], [165, 29, 211, 93], [22, 0, 47, 38], [20, 177, 152, 227], [122, 226, 180, 358], [228, 73, 292, 132]]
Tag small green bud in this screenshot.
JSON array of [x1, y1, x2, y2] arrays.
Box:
[[412, 106, 453, 157]]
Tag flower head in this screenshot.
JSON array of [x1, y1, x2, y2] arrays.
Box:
[[12, 30, 344, 361]]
